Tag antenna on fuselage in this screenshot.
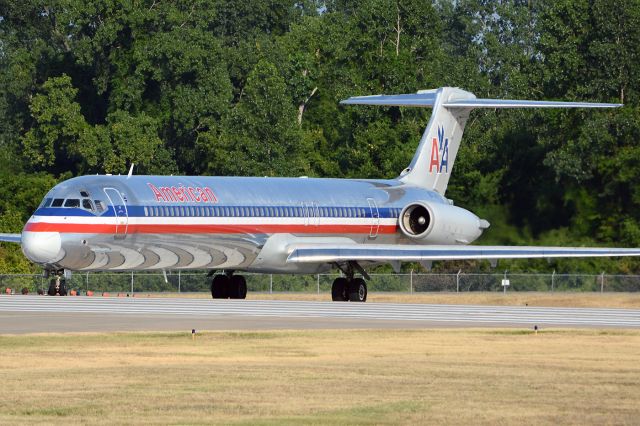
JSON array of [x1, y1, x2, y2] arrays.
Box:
[[127, 164, 135, 179]]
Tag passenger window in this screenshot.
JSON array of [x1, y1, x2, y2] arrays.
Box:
[[64, 199, 80, 208]]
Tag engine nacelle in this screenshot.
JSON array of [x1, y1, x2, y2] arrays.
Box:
[[399, 201, 489, 245]]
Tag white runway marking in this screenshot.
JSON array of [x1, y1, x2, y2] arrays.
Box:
[[1, 295, 639, 328]]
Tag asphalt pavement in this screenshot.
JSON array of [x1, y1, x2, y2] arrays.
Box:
[[1, 295, 639, 333]]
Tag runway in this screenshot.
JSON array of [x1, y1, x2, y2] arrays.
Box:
[[1, 295, 640, 333]]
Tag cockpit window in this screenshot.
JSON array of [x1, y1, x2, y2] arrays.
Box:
[[39, 198, 53, 208], [82, 199, 95, 211], [52, 199, 64, 207], [80, 190, 90, 197], [64, 199, 80, 208]]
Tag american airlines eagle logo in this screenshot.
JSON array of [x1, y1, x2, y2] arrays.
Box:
[[429, 126, 449, 174]]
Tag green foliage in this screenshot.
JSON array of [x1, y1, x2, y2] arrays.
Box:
[[1, 0, 640, 275]]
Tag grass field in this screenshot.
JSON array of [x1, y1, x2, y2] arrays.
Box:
[[141, 291, 640, 309], [1, 329, 639, 424]]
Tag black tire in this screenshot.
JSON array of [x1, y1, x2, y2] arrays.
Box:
[[47, 279, 57, 296], [331, 277, 348, 301], [348, 278, 367, 302], [229, 275, 247, 299], [59, 279, 68, 296], [211, 275, 229, 299]]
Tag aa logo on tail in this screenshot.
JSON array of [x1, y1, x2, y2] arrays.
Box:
[[429, 126, 449, 174]]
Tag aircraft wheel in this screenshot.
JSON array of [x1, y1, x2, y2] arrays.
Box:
[[229, 275, 247, 299], [211, 275, 229, 299], [331, 277, 348, 301], [47, 279, 57, 296], [58, 279, 68, 296], [348, 278, 367, 302]]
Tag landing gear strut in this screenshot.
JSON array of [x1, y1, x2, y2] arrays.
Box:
[[210, 271, 247, 299], [331, 262, 368, 302], [47, 272, 67, 296]]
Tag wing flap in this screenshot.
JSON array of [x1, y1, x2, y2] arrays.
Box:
[[0, 233, 21, 244], [287, 244, 640, 263]]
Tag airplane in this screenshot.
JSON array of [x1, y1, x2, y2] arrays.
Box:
[[2, 87, 640, 301]]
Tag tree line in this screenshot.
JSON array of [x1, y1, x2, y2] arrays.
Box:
[[1, 0, 640, 274]]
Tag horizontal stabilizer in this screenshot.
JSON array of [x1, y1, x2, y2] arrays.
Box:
[[0, 233, 21, 244], [287, 244, 640, 263], [443, 99, 622, 109], [340, 92, 437, 108], [341, 92, 622, 110]]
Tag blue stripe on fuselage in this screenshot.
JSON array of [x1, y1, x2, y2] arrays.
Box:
[[34, 205, 401, 219]]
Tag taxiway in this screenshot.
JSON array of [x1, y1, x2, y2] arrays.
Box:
[[1, 295, 639, 333]]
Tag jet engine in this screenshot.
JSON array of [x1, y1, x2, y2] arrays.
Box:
[[398, 201, 489, 245]]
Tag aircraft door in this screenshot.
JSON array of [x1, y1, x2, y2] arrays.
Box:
[[367, 198, 379, 238], [104, 188, 129, 239], [303, 202, 319, 227]]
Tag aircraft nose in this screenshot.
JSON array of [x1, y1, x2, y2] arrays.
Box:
[[22, 231, 63, 264]]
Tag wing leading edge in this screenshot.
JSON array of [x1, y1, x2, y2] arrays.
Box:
[[0, 233, 21, 244], [286, 244, 640, 264]]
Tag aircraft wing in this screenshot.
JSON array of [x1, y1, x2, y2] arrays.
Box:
[[286, 244, 640, 263], [0, 233, 21, 244]]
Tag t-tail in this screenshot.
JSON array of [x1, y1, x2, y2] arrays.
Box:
[[341, 87, 622, 194]]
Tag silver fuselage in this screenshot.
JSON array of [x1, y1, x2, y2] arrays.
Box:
[[21, 175, 479, 273]]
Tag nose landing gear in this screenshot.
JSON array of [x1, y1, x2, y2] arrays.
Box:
[[46, 270, 68, 296], [210, 271, 247, 299]]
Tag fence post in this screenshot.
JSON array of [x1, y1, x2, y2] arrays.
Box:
[[317, 274, 320, 294], [600, 272, 605, 293], [551, 270, 555, 292], [456, 269, 461, 293], [178, 270, 181, 293], [86, 272, 89, 293], [131, 271, 134, 294], [270, 274, 273, 294], [410, 270, 413, 294]]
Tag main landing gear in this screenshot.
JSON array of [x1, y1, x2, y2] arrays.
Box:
[[331, 262, 368, 302], [210, 272, 247, 299]]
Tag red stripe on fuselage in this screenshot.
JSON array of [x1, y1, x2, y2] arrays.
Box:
[[24, 221, 398, 235]]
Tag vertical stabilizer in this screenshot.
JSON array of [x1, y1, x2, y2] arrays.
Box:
[[398, 87, 475, 193]]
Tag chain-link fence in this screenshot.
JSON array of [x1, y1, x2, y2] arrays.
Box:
[[2, 271, 640, 294]]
